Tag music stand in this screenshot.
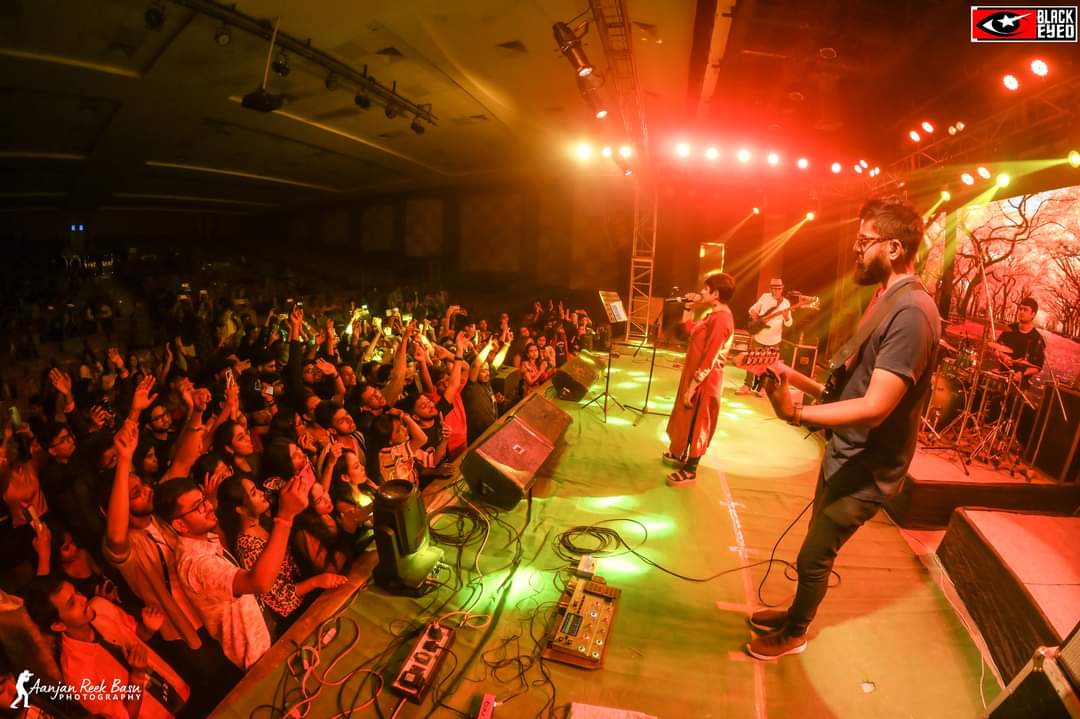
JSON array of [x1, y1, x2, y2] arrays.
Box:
[[581, 291, 627, 423]]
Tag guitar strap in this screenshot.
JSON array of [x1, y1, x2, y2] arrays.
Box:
[[825, 280, 922, 373]]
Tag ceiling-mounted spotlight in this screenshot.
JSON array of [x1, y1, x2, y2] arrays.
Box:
[[385, 103, 400, 119], [271, 50, 290, 77], [214, 24, 231, 46], [410, 117, 425, 135], [354, 93, 371, 109], [241, 87, 283, 112], [144, 2, 165, 30], [553, 21, 593, 78], [577, 73, 608, 119]]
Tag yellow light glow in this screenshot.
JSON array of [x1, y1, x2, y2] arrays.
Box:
[[575, 143, 592, 160]]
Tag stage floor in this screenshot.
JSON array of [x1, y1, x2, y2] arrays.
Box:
[[214, 348, 1000, 719]]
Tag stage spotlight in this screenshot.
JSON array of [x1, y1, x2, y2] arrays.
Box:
[[921, 121, 934, 133], [675, 142, 691, 157], [752, 207, 760, 215], [977, 166, 991, 179], [766, 152, 780, 166], [831, 162, 842, 174], [955, 121, 965, 131], [618, 144, 633, 159], [705, 146, 719, 160], [385, 103, 400, 119], [996, 173, 1010, 187], [1031, 59, 1048, 76], [577, 74, 608, 119], [574, 142, 592, 160], [858, 159, 868, 169], [1003, 74, 1020, 91], [947, 125, 957, 136], [553, 22, 593, 78], [1068, 150, 1080, 167], [961, 172, 975, 185], [372, 480, 444, 594], [601, 146, 612, 158], [870, 167, 880, 176], [853, 164, 863, 174], [241, 87, 283, 112], [144, 3, 165, 30], [805, 211, 815, 221], [354, 93, 371, 109], [941, 190, 951, 201], [410, 117, 425, 135], [909, 130, 921, 142], [736, 148, 751, 163], [214, 24, 231, 46], [271, 50, 290, 77], [796, 157, 809, 169]]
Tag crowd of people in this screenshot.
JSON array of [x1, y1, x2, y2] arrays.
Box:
[[0, 269, 600, 718]]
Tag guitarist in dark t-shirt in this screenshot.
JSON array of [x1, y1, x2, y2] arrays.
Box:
[[743, 197, 940, 661]]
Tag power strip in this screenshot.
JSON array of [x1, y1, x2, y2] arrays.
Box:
[[475, 692, 497, 719], [391, 621, 456, 704]]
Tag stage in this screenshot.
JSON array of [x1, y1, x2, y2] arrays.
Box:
[[214, 348, 1001, 719]]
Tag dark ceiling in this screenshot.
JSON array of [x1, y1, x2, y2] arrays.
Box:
[[0, 0, 1075, 217]]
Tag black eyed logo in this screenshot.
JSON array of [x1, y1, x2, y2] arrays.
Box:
[[977, 10, 1031, 35]]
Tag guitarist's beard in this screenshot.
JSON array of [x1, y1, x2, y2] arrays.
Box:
[[854, 254, 889, 286]]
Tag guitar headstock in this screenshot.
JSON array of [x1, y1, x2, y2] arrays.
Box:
[[792, 294, 821, 311], [733, 346, 781, 377]]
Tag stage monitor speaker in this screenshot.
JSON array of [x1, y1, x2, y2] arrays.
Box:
[[781, 340, 818, 377], [513, 392, 572, 446], [462, 395, 571, 510], [552, 352, 601, 402], [491, 366, 523, 405], [1025, 388, 1080, 482], [985, 647, 1079, 719]]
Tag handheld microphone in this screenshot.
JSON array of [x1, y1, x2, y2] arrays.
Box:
[[665, 293, 701, 304]]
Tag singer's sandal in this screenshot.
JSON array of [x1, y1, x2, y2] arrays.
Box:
[[661, 451, 685, 467], [666, 469, 697, 487]]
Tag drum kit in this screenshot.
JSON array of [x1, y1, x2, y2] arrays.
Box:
[[922, 320, 1040, 475]]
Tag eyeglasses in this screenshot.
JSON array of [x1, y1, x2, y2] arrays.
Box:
[[854, 235, 893, 254], [174, 492, 211, 519]]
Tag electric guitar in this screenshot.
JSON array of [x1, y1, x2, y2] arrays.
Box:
[[747, 294, 820, 335]]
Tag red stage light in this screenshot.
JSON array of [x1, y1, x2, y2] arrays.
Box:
[[921, 121, 934, 133], [977, 166, 991, 180], [796, 157, 809, 169], [853, 164, 863, 174], [831, 162, 842, 174], [574, 143, 592, 160], [752, 207, 760, 215], [961, 172, 975, 185], [705, 146, 719, 160], [601, 146, 612, 158], [737, 148, 751, 163], [675, 142, 691, 157], [805, 211, 815, 221], [1002, 74, 1020, 91], [909, 130, 921, 142], [618, 145, 633, 158], [766, 152, 780, 166], [858, 159, 869, 168], [1030, 59, 1048, 77]]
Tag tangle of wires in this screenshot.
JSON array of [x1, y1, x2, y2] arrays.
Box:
[[553, 514, 841, 606]]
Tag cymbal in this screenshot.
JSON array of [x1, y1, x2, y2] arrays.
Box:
[[986, 341, 1013, 354], [938, 338, 958, 353], [1009, 358, 1039, 369], [944, 321, 984, 340]]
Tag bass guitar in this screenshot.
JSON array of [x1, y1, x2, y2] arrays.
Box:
[[747, 294, 819, 335]]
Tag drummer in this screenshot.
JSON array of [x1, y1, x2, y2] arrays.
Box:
[[994, 297, 1045, 388]]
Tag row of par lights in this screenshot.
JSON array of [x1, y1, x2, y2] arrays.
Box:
[[908, 120, 967, 144]]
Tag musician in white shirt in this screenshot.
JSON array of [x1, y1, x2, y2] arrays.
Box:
[[736, 278, 792, 396]]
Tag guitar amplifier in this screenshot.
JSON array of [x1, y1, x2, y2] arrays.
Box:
[[781, 341, 818, 378]]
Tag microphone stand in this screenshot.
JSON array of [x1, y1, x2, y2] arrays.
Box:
[[627, 304, 671, 426]]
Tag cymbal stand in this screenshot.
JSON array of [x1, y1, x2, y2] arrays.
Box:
[[958, 238, 1000, 459], [1030, 367, 1069, 464]]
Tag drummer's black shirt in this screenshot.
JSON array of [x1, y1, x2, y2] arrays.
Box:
[[996, 323, 1045, 383]]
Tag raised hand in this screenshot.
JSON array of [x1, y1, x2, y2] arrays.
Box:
[[277, 474, 311, 521], [289, 306, 304, 336], [130, 375, 158, 414], [49, 368, 72, 397], [113, 420, 139, 460], [203, 462, 231, 504], [89, 405, 114, 432], [315, 358, 338, 378], [107, 347, 126, 371], [30, 520, 51, 560], [124, 643, 149, 672]]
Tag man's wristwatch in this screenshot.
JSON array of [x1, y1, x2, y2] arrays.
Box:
[[789, 402, 804, 427]]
